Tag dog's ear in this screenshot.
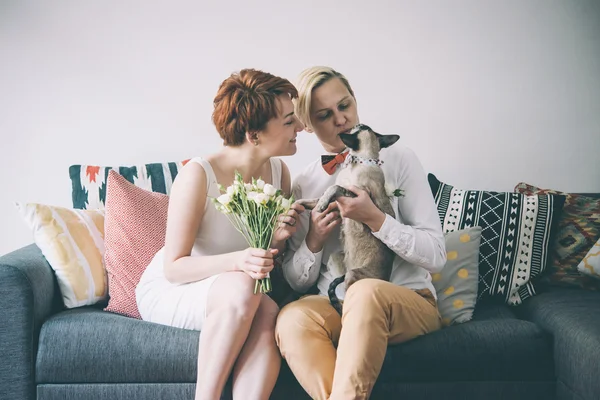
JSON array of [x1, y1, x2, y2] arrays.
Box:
[[376, 133, 400, 149], [339, 133, 360, 150]]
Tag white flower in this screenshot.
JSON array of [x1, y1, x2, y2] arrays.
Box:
[[217, 194, 231, 205], [226, 186, 235, 196], [244, 183, 253, 191], [263, 183, 276, 196], [216, 204, 231, 214], [256, 179, 265, 190], [254, 193, 269, 205], [279, 198, 291, 209], [247, 191, 258, 200]]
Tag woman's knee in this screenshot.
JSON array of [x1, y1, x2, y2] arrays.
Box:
[[207, 272, 263, 318], [253, 295, 280, 331]]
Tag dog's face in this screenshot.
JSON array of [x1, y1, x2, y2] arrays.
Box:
[[338, 124, 400, 158]]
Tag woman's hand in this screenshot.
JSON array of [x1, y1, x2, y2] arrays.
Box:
[[336, 185, 386, 231], [271, 203, 305, 251], [306, 202, 342, 253], [235, 248, 279, 280]]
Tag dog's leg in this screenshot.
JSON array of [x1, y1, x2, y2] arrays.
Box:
[[328, 251, 345, 278], [315, 185, 358, 212], [294, 198, 320, 210]]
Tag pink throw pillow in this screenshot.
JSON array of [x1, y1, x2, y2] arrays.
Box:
[[103, 170, 169, 318]]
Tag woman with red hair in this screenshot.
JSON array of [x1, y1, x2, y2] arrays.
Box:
[[136, 69, 305, 400]]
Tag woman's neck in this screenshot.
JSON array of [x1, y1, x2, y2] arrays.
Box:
[[218, 146, 270, 183]]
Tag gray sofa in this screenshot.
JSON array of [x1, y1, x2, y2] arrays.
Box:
[[2, 197, 600, 400]]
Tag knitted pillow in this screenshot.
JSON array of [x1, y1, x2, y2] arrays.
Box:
[[103, 170, 169, 319], [428, 174, 565, 305], [515, 182, 600, 290]]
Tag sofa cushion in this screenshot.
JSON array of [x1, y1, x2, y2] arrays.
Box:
[[103, 171, 169, 319], [516, 288, 600, 400], [36, 305, 554, 385], [378, 302, 554, 383], [514, 183, 600, 291], [36, 308, 199, 383], [428, 173, 566, 305], [578, 237, 600, 280], [432, 226, 482, 327], [16, 203, 107, 308], [69, 160, 188, 210]]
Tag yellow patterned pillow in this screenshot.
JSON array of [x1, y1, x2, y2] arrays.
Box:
[[16, 203, 107, 308], [577, 239, 600, 280]]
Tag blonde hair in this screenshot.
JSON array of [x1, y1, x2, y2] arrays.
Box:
[[293, 66, 355, 131]]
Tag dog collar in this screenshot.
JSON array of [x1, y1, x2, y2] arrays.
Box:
[[343, 154, 384, 168]]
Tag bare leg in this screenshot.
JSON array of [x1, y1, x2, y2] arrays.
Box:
[[194, 272, 263, 400], [231, 295, 281, 400]]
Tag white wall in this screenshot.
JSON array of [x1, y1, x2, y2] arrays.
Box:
[[1, 0, 599, 255]]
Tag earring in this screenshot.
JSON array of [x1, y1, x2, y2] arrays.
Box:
[[253, 140, 259, 146]]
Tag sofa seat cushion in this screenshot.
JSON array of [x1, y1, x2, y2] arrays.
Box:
[[36, 308, 199, 383], [37, 304, 554, 385], [378, 302, 554, 383], [516, 288, 600, 400]]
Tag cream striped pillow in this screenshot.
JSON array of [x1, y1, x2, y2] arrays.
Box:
[[16, 203, 107, 308]]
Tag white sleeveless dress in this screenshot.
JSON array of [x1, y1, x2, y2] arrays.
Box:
[[135, 156, 283, 331]]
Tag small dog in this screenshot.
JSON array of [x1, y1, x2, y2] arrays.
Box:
[[297, 124, 400, 314]]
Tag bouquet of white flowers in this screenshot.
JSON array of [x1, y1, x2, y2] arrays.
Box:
[[212, 171, 294, 294]]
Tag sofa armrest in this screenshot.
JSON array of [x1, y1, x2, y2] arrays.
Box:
[[0, 244, 63, 400]]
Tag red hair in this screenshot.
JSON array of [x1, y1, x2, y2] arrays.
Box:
[[212, 69, 298, 146]]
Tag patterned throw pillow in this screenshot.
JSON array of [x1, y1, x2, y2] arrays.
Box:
[[69, 160, 188, 210], [432, 226, 482, 326], [16, 202, 107, 308], [515, 183, 600, 290], [578, 238, 600, 280], [428, 174, 565, 305], [103, 170, 169, 319]]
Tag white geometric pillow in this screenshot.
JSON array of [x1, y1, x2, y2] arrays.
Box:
[[577, 238, 600, 280]]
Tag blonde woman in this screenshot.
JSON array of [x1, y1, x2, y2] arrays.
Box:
[[276, 66, 446, 400]]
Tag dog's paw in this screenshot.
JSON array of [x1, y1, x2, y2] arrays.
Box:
[[316, 199, 330, 213], [295, 198, 319, 210]]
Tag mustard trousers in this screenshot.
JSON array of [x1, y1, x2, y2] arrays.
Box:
[[275, 279, 442, 400]]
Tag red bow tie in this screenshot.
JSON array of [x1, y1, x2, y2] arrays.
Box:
[[321, 151, 349, 175]]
